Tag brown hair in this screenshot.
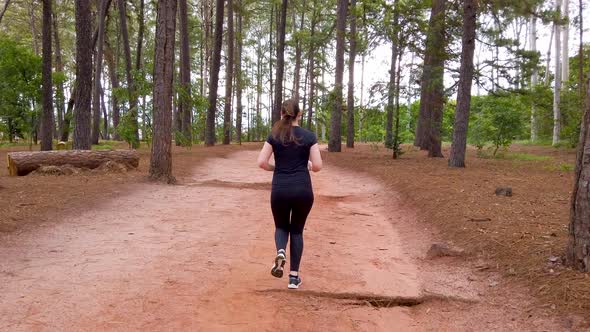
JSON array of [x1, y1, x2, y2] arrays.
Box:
[[271, 99, 301, 144]]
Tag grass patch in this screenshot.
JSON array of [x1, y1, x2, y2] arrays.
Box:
[[544, 163, 575, 172], [0, 141, 30, 148], [477, 149, 551, 161], [513, 139, 554, 146], [92, 142, 116, 150], [500, 152, 551, 161]]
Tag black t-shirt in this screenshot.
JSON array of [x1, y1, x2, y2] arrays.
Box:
[[266, 126, 318, 187]]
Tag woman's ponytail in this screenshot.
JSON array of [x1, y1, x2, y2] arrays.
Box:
[[271, 99, 300, 144]]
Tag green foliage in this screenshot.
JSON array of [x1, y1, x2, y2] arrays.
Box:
[[0, 36, 42, 142], [469, 94, 526, 155], [117, 112, 140, 149]]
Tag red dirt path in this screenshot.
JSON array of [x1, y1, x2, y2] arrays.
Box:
[[0, 149, 569, 331]]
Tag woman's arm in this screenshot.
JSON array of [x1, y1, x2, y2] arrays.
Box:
[[308, 143, 322, 172], [257, 142, 275, 171]]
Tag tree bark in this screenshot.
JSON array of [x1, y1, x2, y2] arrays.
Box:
[[104, 38, 120, 140], [273, 0, 288, 124], [392, 45, 403, 159], [178, 0, 192, 145], [306, 4, 317, 130], [579, 0, 584, 100], [205, 0, 225, 146], [62, 87, 74, 142], [41, 0, 54, 151], [415, 0, 444, 150], [448, 0, 477, 168], [553, 0, 562, 146], [149, 0, 178, 183], [329, 0, 347, 152], [562, 0, 569, 82], [269, 4, 274, 127], [136, 0, 145, 71], [256, 38, 262, 140], [385, 40, 397, 148], [530, 14, 539, 142], [92, 0, 112, 145], [292, 0, 306, 102], [118, 0, 139, 142], [0, 0, 11, 25], [427, 0, 446, 157], [101, 85, 108, 139], [73, 0, 93, 150], [235, 1, 243, 144], [53, 11, 66, 141], [223, 0, 234, 144], [566, 70, 590, 271], [7, 150, 140, 176], [346, 0, 357, 148]]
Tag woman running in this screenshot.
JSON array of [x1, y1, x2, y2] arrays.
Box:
[[257, 99, 323, 289]]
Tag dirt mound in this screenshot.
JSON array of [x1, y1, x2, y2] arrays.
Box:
[[95, 161, 130, 173], [30, 161, 130, 176], [31, 164, 85, 176]]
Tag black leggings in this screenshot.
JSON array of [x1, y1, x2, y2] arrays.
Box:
[[270, 185, 314, 272]]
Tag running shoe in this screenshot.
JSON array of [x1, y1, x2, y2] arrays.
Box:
[[288, 275, 302, 289], [271, 249, 286, 278]]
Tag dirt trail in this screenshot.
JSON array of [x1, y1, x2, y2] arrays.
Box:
[[0, 150, 562, 331]]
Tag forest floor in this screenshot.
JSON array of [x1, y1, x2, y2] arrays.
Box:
[[0, 142, 588, 331]]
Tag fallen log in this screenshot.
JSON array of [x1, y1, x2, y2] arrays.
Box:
[[7, 150, 139, 176]]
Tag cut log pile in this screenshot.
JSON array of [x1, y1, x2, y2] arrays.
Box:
[[6, 150, 139, 176]]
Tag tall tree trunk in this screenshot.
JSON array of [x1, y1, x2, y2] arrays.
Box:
[[562, 0, 569, 82], [73, 0, 93, 150], [306, 5, 317, 130], [393, 47, 403, 159], [118, 0, 139, 143], [235, 1, 243, 144], [358, 2, 367, 141], [553, 0, 562, 146], [269, 4, 274, 127], [256, 39, 262, 140], [346, 0, 357, 148], [292, 0, 306, 101], [414, 1, 443, 149], [178, 0, 192, 145], [329, 0, 347, 152], [223, 0, 234, 144], [40, 0, 54, 151], [136, 0, 145, 71], [579, 0, 584, 100], [273, 0, 287, 124], [101, 85, 108, 139], [448, 0, 477, 168], [104, 39, 120, 140], [419, 0, 446, 156], [205, 0, 225, 146], [150, 0, 178, 183], [53, 12, 65, 141], [203, 0, 211, 98], [92, 0, 112, 145], [427, 0, 447, 158], [530, 14, 539, 142], [566, 68, 590, 271], [385, 40, 397, 148], [0, 0, 11, 25]]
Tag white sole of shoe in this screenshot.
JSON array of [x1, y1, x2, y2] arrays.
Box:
[[288, 279, 302, 289], [271, 253, 286, 278]]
